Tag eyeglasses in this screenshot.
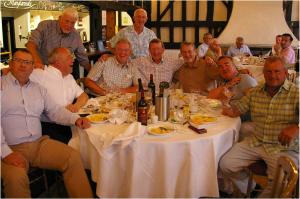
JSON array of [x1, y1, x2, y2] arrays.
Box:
[[12, 58, 34, 66]]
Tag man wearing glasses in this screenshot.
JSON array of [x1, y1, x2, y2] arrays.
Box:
[[1, 49, 93, 197]]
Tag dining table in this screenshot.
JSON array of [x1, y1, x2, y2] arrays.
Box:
[[68, 93, 241, 198]]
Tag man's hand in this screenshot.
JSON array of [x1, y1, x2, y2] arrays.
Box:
[[3, 152, 27, 169], [222, 106, 241, 117], [226, 77, 241, 88], [278, 124, 299, 146], [75, 118, 91, 129], [238, 68, 252, 76], [97, 54, 111, 62], [204, 56, 215, 66], [66, 104, 80, 113]]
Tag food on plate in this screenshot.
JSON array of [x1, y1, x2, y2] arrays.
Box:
[[190, 115, 217, 125], [149, 126, 174, 134], [87, 114, 108, 122]]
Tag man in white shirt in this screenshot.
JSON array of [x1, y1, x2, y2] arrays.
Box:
[[197, 32, 213, 58], [227, 37, 252, 57], [30, 47, 88, 143], [1, 49, 92, 197], [134, 38, 183, 87]]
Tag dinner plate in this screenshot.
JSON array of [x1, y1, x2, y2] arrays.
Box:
[[147, 125, 175, 136], [189, 114, 217, 129], [86, 113, 109, 124]]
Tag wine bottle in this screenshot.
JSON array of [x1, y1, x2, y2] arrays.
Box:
[[137, 90, 148, 125], [136, 78, 144, 110], [148, 74, 156, 105]]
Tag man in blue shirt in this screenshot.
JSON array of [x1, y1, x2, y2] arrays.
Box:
[[227, 37, 252, 57], [1, 49, 93, 197]]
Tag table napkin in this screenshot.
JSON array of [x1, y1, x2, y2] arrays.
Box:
[[108, 109, 128, 125], [85, 122, 146, 159]]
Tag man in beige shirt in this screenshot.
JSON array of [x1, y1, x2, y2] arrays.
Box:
[[173, 42, 220, 94]]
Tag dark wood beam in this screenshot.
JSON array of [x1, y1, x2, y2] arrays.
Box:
[[207, 1, 214, 33], [182, 1, 186, 41], [158, 1, 174, 21], [156, 1, 161, 38], [195, 1, 200, 44]]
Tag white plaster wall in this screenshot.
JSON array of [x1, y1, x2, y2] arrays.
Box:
[[218, 0, 299, 47]]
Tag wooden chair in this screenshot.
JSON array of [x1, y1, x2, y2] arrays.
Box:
[[246, 160, 268, 197], [271, 156, 298, 198]]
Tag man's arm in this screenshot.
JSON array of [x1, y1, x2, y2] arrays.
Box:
[[84, 78, 107, 96], [119, 86, 137, 93], [222, 105, 242, 117], [66, 92, 89, 113], [25, 41, 45, 69]]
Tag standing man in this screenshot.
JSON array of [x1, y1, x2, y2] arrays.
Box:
[[1, 49, 93, 198], [197, 32, 213, 58], [173, 42, 220, 94], [109, 8, 157, 59], [26, 7, 90, 79], [227, 36, 252, 57], [30, 47, 89, 143], [274, 33, 295, 65], [219, 56, 299, 197], [134, 38, 183, 87]]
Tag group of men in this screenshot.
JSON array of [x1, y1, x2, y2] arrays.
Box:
[[1, 6, 298, 198]]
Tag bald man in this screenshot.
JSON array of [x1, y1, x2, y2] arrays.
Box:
[[109, 8, 157, 59]]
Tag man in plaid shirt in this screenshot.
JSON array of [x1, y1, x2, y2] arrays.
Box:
[[219, 56, 299, 197]]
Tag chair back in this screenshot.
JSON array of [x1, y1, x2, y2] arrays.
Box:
[[271, 156, 298, 198]]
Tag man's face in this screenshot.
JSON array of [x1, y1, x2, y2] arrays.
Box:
[[59, 14, 77, 34], [263, 60, 287, 88], [218, 58, 237, 80], [180, 44, 196, 63], [204, 34, 213, 44], [276, 36, 282, 44], [149, 42, 164, 63], [236, 39, 244, 48], [115, 42, 131, 64], [9, 51, 34, 83], [57, 49, 74, 76], [281, 36, 292, 49], [133, 10, 147, 29], [211, 40, 220, 51]]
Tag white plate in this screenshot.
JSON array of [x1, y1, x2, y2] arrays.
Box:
[[86, 113, 109, 124], [147, 125, 175, 136], [189, 115, 217, 129]]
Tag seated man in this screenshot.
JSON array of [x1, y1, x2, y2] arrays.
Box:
[[197, 32, 213, 58], [204, 38, 223, 68], [173, 41, 220, 94], [227, 36, 252, 57], [85, 39, 138, 96], [219, 56, 298, 197], [1, 49, 93, 198], [208, 56, 257, 103], [30, 47, 89, 143], [271, 35, 282, 56], [134, 38, 183, 87], [274, 33, 295, 65]]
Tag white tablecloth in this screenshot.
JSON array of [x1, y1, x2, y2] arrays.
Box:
[[69, 116, 241, 198]]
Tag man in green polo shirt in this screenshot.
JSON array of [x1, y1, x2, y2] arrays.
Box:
[[219, 56, 299, 197]]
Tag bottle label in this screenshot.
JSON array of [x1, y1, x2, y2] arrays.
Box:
[[138, 107, 148, 125]]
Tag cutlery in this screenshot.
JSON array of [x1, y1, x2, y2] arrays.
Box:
[[188, 125, 207, 134]]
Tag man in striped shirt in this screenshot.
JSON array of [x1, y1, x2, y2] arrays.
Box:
[[219, 56, 299, 197]]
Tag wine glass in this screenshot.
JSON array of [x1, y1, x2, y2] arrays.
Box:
[[222, 87, 234, 107]]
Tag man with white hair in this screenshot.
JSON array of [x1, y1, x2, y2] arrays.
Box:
[[109, 8, 157, 59], [227, 36, 252, 57], [26, 7, 90, 78], [30, 47, 89, 143]]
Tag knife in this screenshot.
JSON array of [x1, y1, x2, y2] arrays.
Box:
[[188, 125, 207, 134]]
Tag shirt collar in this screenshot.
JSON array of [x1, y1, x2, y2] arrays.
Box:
[[47, 65, 64, 78], [261, 79, 291, 93], [149, 55, 164, 64], [113, 57, 129, 68], [7, 72, 31, 87]]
